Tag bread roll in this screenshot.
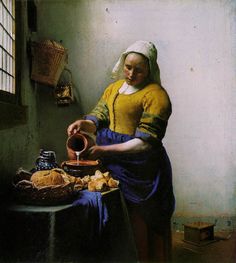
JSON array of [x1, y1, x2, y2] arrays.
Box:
[[108, 178, 119, 188], [88, 178, 109, 192]]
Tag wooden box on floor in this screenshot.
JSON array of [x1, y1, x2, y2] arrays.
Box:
[[183, 222, 215, 246]]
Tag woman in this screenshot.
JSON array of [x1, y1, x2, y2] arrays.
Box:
[[67, 40, 175, 262]]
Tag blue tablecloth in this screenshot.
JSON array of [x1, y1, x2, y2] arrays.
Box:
[[72, 190, 109, 239]]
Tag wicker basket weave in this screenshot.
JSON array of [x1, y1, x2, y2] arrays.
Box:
[[13, 168, 76, 206], [13, 180, 76, 206], [31, 40, 68, 87]]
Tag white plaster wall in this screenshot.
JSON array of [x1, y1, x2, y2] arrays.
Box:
[[38, 0, 236, 217]]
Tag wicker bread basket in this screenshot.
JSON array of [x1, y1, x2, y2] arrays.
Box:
[[13, 181, 75, 206], [13, 168, 76, 206], [31, 40, 68, 87]]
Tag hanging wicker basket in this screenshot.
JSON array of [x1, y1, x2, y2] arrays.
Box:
[[31, 40, 68, 87]]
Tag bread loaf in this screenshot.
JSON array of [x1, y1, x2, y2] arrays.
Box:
[[30, 169, 65, 187]]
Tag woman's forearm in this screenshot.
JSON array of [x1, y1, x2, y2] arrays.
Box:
[[86, 137, 152, 160], [116, 138, 151, 153], [81, 120, 97, 134], [100, 138, 152, 155]]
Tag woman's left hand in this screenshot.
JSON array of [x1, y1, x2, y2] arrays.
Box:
[[86, 145, 106, 160]]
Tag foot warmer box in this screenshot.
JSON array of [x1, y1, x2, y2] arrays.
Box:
[[183, 222, 215, 246]]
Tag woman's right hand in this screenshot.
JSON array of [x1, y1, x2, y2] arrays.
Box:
[[67, 119, 96, 136], [67, 120, 82, 136]]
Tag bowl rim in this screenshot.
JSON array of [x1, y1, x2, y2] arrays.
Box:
[[62, 159, 100, 168]]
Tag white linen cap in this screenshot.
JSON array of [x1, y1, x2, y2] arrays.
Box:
[[112, 40, 161, 85]]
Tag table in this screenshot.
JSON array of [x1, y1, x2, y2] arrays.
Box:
[[0, 189, 137, 262]]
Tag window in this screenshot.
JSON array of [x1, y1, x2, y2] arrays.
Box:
[[0, 0, 16, 103], [0, 0, 26, 129]]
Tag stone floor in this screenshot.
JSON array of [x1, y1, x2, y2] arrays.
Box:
[[172, 231, 236, 263]]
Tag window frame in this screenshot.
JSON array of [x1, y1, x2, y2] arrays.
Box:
[[0, 0, 26, 130], [0, 0, 18, 104]]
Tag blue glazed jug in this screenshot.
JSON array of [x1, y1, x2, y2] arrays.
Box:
[[35, 149, 59, 171]]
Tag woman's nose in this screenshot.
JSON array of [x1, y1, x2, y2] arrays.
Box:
[[128, 69, 135, 78]]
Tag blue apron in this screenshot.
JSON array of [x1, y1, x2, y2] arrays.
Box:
[[96, 128, 175, 232]]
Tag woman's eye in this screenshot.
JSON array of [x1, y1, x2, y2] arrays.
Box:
[[125, 65, 132, 70]]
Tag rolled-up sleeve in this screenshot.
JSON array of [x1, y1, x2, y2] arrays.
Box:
[[135, 88, 172, 144]]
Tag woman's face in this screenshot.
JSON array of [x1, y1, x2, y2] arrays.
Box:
[[123, 52, 149, 87]]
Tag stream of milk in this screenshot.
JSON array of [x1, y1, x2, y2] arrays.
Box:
[[75, 151, 81, 164]]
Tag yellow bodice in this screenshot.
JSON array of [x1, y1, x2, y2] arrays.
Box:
[[87, 80, 171, 141]]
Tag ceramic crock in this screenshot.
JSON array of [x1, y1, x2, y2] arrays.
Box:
[[61, 159, 100, 177]]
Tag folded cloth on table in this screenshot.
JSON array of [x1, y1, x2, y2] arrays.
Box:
[[72, 190, 109, 240]]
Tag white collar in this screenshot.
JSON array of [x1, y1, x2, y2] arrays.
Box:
[[118, 82, 140, 95]]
